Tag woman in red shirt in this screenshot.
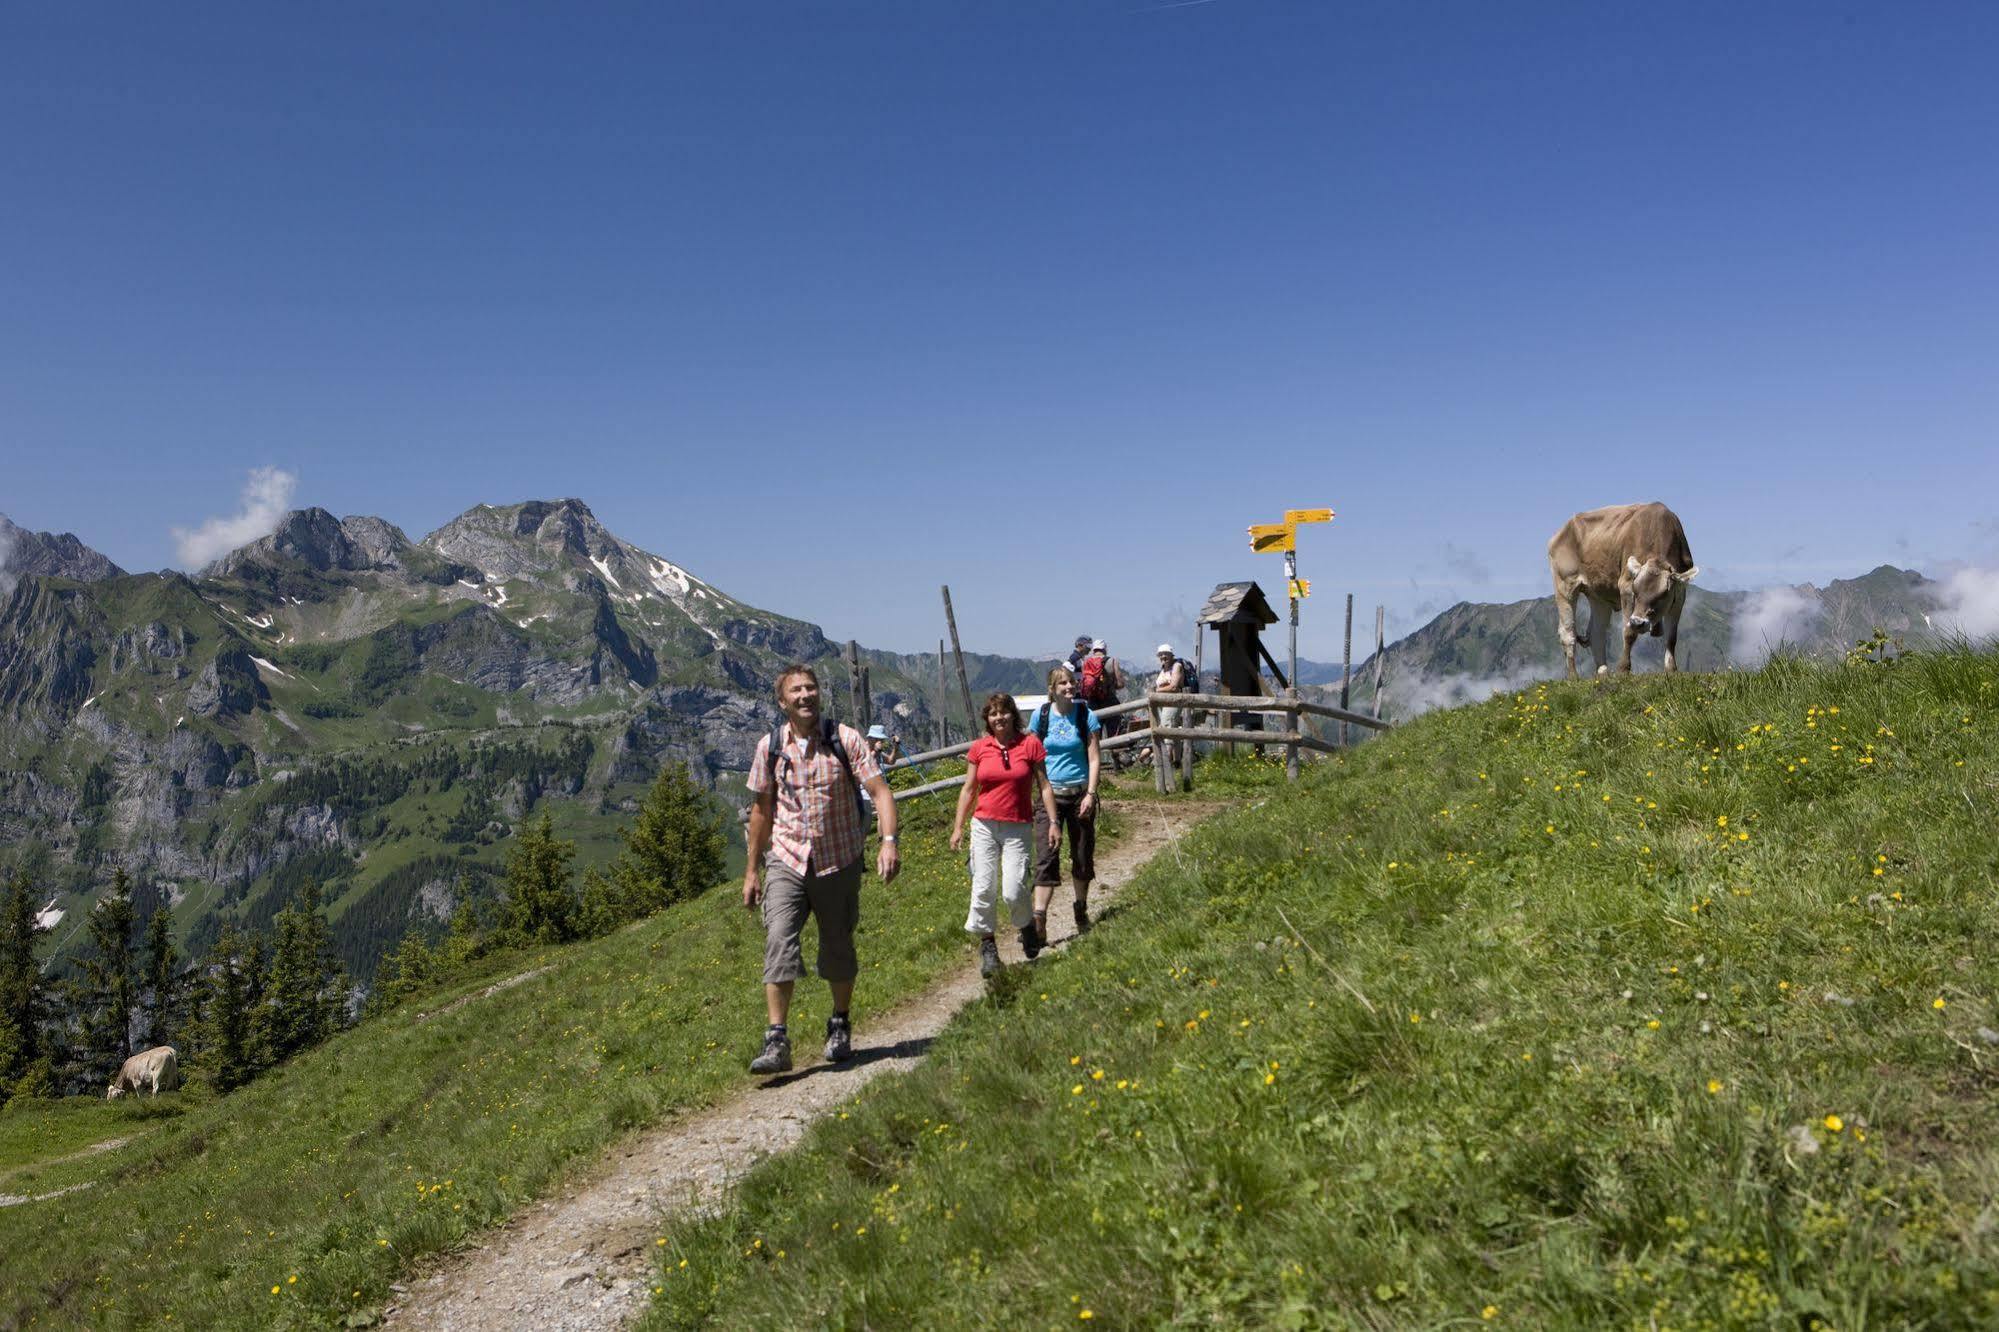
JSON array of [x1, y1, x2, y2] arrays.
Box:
[[950, 692, 1059, 978]]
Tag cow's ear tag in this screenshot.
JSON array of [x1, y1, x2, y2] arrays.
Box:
[[1625, 555, 1644, 577], [1677, 565, 1700, 583]]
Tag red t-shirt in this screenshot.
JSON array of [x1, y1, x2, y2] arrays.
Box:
[[966, 733, 1045, 823]]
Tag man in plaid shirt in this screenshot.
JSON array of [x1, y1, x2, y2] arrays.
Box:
[[742, 663, 900, 1074]]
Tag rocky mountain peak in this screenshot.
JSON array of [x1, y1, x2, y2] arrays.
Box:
[[424, 499, 634, 586], [201, 509, 414, 579], [0, 513, 126, 587]]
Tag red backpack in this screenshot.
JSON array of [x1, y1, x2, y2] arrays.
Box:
[[1079, 654, 1117, 706]]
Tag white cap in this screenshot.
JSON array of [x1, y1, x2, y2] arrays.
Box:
[[1156, 643, 1175, 656], [1090, 638, 1106, 651]]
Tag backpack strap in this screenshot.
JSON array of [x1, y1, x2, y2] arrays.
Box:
[[770, 718, 871, 821], [1033, 703, 1051, 740]]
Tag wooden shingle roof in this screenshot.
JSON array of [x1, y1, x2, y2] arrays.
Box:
[[1198, 581, 1278, 626]]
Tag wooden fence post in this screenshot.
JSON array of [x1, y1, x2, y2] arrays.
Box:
[[1340, 593, 1354, 748], [1284, 693, 1299, 782], [1151, 696, 1170, 794], [937, 640, 950, 749], [1371, 605, 1386, 721], [861, 664, 872, 730], [1187, 623, 1202, 787], [941, 585, 976, 741], [845, 640, 861, 725]]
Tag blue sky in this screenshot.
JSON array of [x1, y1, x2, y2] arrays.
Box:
[[5, 2, 1995, 661]]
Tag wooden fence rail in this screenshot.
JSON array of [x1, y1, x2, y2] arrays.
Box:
[[886, 690, 1391, 803]]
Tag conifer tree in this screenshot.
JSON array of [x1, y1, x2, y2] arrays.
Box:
[[501, 813, 579, 945], [258, 880, 346, 1062], [439, 883, 486, 968], [73, 869, 139, 1083], [607, 762, 726, 918], [370, 928, 436, 1014], [141, 903, 185, 1049], [198, 923, 255, 1092], [0, 873, 49, 1102]]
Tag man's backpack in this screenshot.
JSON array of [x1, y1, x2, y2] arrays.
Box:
[[1079, 654, 1116, 706], [763, 718, 871, 824], [1032, 700, 1093, 742]]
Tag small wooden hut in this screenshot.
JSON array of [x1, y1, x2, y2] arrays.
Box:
[[1196, 582, 1287, 724]]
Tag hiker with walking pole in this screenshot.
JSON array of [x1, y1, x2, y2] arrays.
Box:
[[1028, 665, 1102, 938], [949, 692, 1058, 978], [742, 664, 899, 1075]]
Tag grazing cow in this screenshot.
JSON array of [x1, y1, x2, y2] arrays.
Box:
[[1547, 503, 1699, 678], [106, 1045, 181, 1100]]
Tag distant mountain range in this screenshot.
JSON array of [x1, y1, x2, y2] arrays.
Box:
[[1350, 565, 1947, 716], [0, 500, 1042, 980]]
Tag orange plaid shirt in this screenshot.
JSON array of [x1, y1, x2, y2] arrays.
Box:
[[747, 722, 882, 874]]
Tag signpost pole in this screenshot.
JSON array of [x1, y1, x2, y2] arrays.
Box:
[[1284, 549, 1300, 781]]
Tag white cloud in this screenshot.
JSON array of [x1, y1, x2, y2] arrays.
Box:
[[1389, 665, 1554, 719], [1932, 566, 1999, 642], [1728, 586, 1824, 667], [171, 467, 298, 569]]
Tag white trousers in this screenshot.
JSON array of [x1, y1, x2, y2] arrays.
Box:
[[965, 818, 1033, 936]]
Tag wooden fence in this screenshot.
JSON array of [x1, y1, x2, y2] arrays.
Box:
[[884, 691, 1390, 803], [1146, 690, 1390, 792]]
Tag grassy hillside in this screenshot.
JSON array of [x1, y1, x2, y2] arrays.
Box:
[[642, 647, 1999, 1329], [0, 786, 1128, 1329]]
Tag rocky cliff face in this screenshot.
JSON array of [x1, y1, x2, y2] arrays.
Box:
[[0, 577, 102, 733], [0, 495, 1038, 979], [0, 513, 125, 587]]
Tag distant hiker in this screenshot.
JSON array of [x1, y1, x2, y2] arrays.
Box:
[[1029, 666, 1102, 937], [865, 723, 904, 770], [1154, 643, 1191, 770], [743, 664, 900, 1075], [1077, 639, 1127, 765], [949, 692, 1057, 977], [1064, 634, 1092, 676]]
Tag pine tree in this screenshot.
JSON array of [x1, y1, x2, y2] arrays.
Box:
[[141, 903, 185, 1049], [501, 813, 579, 945], [73, 869, 139, 1084], [439, 883, 486, 968], [606, 762, 727, 919], [258, 880, 346, 1063], [370, 928, 437, 1014], [197, 924, 255, 1093], [0, 873, 49, 1103]]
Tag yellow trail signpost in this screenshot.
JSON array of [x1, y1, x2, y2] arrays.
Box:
[[1247, 507, 1334, 778]]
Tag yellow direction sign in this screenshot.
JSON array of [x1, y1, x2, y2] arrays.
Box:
[[1284, 508, 1334, 525], [1288, 579, 1311, 599], [1248, 523, 1293, 553]]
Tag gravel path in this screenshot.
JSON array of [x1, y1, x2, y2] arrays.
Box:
[[386, 800, 1219, 1332]]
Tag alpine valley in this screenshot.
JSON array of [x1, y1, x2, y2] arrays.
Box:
[[0, 499, 1043, 981]]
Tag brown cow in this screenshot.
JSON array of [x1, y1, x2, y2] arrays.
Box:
[[1548, 503, 1699, 678], [106, 1045, 181, 1099]]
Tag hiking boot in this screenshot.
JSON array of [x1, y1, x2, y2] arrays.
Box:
[[1020, 920, 1043, 961], [1073, 900, 1091, 935], [749, 1026, 792, 1075], [823, 1014, 853, 1063], [978, 936, 1002, 978]]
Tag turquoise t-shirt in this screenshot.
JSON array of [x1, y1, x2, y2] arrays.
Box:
[[1035, 703, 1101, 787]]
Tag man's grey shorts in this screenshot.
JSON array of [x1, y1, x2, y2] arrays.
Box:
[[761, 857, 862, 985]]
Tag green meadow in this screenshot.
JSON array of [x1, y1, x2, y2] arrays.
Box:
[[4, 646, 1994, 1330], [642, 648, 1999, 1330], [0, 783, 1123, 1328]]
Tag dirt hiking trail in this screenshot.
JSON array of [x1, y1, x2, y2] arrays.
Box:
[[388, 799, 1222, 1331]]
